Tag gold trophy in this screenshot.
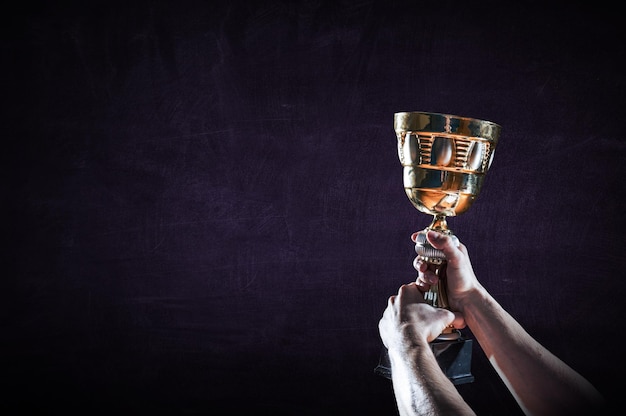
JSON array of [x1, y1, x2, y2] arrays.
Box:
[[375, 111, 501, 384]]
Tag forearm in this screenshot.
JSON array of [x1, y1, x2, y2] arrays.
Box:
[[387, 345, 475, 416], [459, 286, 605, 415]]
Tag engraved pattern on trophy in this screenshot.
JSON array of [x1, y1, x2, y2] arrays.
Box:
[[400, 132, 494, 221]]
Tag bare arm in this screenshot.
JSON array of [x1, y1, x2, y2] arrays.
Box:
[[459, 286, 604, 416], [379, 283, 476, 416], [416, 231, 606, 416]]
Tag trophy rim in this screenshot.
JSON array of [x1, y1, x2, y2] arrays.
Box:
[[394, 111, 501, 142]]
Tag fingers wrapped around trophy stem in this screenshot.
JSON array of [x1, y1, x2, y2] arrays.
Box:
[[413, 230, 451, 309], [419, 256, 450, 310]]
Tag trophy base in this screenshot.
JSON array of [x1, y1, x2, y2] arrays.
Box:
[[374, 337, 474, 385]]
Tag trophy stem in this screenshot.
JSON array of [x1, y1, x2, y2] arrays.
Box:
[[427, 214, 450, 234]]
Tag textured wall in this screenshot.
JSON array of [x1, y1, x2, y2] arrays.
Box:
[[6, 1, 625, 414]]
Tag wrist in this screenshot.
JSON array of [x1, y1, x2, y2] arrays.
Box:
[[386, 327, 431, 357], [387, 340, 434, 367], [455, 284, 489, 315]]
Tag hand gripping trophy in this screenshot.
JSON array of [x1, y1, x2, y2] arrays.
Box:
[[375, 111, 501, 384]]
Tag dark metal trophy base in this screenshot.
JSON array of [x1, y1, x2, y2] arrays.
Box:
[[374, 336, 474, 385]]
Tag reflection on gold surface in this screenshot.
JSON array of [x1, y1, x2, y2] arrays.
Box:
[[395, 112, 501, 229]]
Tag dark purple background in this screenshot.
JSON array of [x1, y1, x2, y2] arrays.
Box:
[[6, 1, 625, 414]]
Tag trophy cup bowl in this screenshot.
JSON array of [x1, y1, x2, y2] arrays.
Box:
[[375, 111, 501, 384]]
